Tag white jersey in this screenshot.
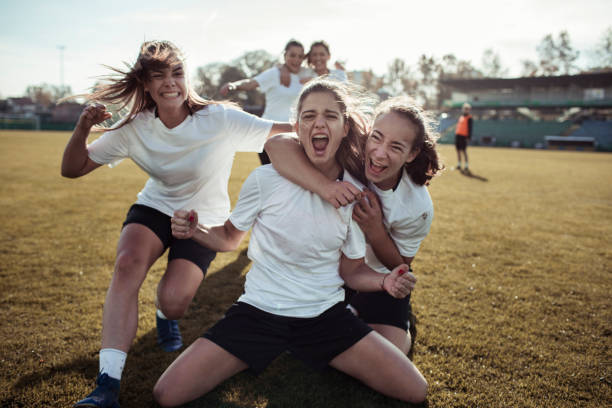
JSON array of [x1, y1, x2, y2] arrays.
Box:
[[87, 104, 274, 225], [229, 166, 366, 317], [300, 68, 347, 82], [365, 171, 434, 274], [254, 67, 303, 122]]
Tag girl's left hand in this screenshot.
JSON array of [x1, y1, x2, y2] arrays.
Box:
[[382, 265, 416, 299]]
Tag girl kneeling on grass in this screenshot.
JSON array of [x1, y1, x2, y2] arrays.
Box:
[[155, 78, 428, 407], [266, 95, 443, 358], [61, 40, 292, 408]]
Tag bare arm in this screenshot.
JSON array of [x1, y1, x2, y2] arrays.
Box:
[[171, 210, 247, 252], [264, 134, 362, 208], [268, 123, 294, 138], [339, 254, 415, 298], [219, 78, 260, 96], [352, 190, 414, 270], [61, 104, 111, 178]]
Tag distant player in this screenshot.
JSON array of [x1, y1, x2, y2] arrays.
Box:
[[455, 103, 472, 171]]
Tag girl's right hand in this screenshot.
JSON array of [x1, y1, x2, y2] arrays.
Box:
[[219, 83, 233, 96], [171, 210, 198, 239], [77, 103, 111, 129]]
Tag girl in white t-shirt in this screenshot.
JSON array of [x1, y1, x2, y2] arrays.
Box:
[[265, 96, 443, 358], [155, 79, 428, 406], [305, 40, 348, 82], [220, 39, 308, 164], [62, 40, 292, 408]]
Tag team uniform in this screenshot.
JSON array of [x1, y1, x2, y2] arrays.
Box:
[[348, 170, 433, 331], [301, 67, 348, 82], [253, 67, 304, 164], [87, 104, 274, 274], [203, 166, 372, 373], [454, 113, 472, 151]]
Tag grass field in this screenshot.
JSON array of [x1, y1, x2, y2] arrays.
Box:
[[0, 130, 610, 408]]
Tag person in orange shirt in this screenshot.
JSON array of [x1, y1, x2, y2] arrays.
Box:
[[455, 103, 472, 170]]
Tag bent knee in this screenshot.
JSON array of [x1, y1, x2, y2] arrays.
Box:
[[407, 378, 428, 404], [157, 301, 189, 320], [153, 381, 177, 408]]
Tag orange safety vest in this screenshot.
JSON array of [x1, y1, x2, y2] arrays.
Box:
[[456, 114, 472, 137]]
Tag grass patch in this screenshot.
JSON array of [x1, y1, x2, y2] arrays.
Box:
[[0, 130, 610, 407]]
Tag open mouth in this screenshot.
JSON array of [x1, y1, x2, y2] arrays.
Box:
[[312, 134, 329, 154], [161, 92, 180, 98], [367, 157, 387, 176]]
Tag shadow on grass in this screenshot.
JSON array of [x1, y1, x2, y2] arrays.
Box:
[[12, 249, 426, 407], [460, 168, 489, 182]]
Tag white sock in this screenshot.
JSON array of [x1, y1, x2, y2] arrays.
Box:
[[99, 348, 127, 380], [156, 309, 168, 320]]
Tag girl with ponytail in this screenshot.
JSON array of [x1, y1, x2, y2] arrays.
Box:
[[265, 94, 443, 359]]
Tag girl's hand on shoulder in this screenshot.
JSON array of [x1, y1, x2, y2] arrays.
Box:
[[171, 209, 198, 239], [78, 103, 111, 130], [279, 64, 291, 87], [352, 189, 383, 233], [325, 181, 362, 208], [383, 265, 416, 298]]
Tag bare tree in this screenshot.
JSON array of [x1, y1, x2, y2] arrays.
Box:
[[25, 83, 72, 107], [520, 59, 539, 77], [481, 48, 508, 77], [589, 26, 612, 71], [536, 30, 579, 76]]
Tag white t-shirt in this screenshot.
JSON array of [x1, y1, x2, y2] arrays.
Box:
[[87, 104, 274, 225], [254, 67, 303, 122], [365, 171, 434, 274], [229, 166, 366, 317], [301, 68, 347, 82]]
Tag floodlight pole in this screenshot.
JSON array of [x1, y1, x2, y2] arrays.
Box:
[[57, 45, 65, 89]]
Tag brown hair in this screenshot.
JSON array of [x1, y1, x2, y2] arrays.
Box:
[[295, 78, 377, 184], [75, 40, 231, 131], [306, 40, 331, 65], [374, 96, 444, 186]]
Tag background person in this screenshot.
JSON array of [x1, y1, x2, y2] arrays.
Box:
[[265, 95, 443, 357], [61, 40, 292, 408], [220, 39, 306, 165], [154, 79, 427, 407], [455, 102, 472, 171]]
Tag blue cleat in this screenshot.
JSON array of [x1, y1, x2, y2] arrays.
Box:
[[156, 314, 183, 352], [74, 373, 120, 408]]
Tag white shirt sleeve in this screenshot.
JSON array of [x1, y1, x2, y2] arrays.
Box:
[[253, 67, 279, 93], [87, 124, 129, 166], [228, 169, 262, 231], [390, 209, 433, 257], [224, 107, 274, 152], [341, 209, 366, 259]]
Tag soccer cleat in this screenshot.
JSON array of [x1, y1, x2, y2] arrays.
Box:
[[73, 373, 120, 408], [156, 314, 183, 352]]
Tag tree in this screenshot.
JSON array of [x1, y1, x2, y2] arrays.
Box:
[[589, 26, 612, 71], [233, 50, 276, 78], [536, 30, 579, 75], [481, 48, 508, 77], [520, 59, 539, 77], [384, 58, 416, 97], [24, 83, 72, 107]]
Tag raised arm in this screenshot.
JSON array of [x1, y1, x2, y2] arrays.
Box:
[[171, 210, 247, 252], [352, 190, 413, 270], [264, 134, 362, 208], [339, 254, 415, 299], [61, 103, 110, 178], [219, 78, 260, 96]]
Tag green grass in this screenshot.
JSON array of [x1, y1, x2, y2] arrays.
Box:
[[0, 130, 610, 407]]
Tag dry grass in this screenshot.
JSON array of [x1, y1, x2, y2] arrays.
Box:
[[0, 130, 610, 408]]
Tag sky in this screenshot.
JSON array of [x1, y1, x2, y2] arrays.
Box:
[[0, 0, 610, 98]]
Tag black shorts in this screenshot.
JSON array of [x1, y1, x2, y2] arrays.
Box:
[[122, 204, 217, 275], [203, 302, 372, 374], [346, 288, 412, 331], [455, 134, 468, 150]]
